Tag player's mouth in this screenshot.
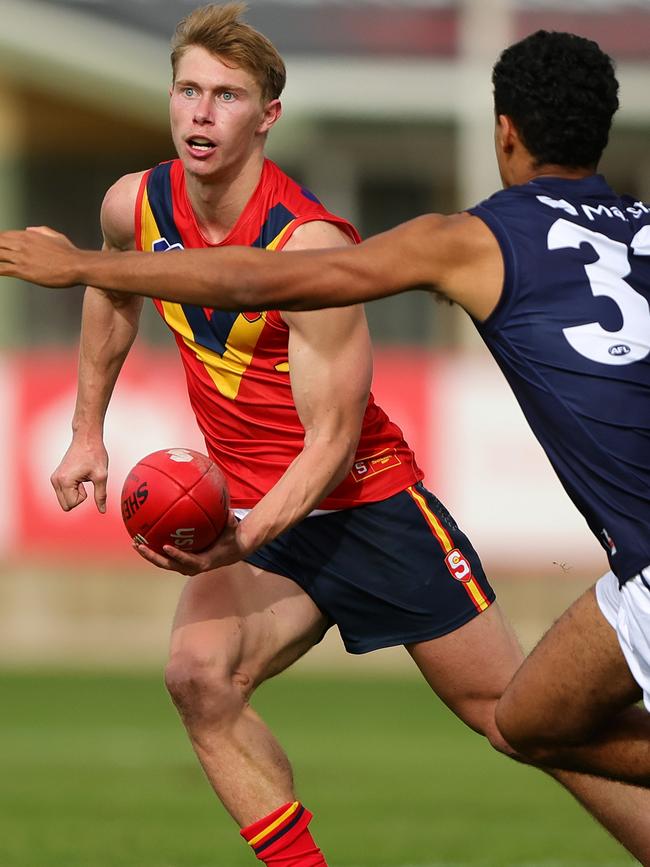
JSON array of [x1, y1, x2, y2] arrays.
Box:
[[185, 137, 217, 158]]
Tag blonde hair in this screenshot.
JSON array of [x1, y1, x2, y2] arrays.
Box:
[[171, 3, 286, 102]]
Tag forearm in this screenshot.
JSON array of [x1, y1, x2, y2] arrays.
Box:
[[236, 431, 358, 554], [71, 286, 142, 439], [67, 243, 406, 312], [69, 247, 331, 310]]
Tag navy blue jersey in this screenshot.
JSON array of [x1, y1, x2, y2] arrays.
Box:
[[470, 174, 650, 583]]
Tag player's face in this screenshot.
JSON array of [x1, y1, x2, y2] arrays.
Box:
[[170, 46, 280, 180]]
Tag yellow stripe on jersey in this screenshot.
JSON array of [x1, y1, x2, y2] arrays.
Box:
[[202, 313, 268, 400], [139, 185, 161, 253], [159, 300, 194, 341], [406, 486, 491, 613], [248, 801, 300, 847], [158, 301, 268, 400], [266, 220, 296, 251], [186, 223, 293, 394], [140, 186, 287, 401]]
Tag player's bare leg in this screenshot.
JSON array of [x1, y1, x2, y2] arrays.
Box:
[[164, 560, 328, 863], [549, 771, 650, 865], [497, 585, 650, 782], [407, 600, 650, 862], [406, 602, 523, 755]]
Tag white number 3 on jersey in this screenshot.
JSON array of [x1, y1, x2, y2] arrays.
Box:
[[547, 219, 650, 365]]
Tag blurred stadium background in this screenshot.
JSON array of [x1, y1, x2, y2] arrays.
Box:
[[0, 1, 648, 865]]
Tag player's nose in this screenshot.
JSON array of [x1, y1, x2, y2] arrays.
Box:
[[193, 95, 215, 125]]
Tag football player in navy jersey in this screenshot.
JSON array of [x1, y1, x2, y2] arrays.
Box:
[[4, 27, 650, 856]]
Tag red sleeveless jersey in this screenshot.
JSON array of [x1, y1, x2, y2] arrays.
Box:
[[135, 158, 422, 508]]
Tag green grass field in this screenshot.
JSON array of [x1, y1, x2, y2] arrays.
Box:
[[0, 670, 636, 867]]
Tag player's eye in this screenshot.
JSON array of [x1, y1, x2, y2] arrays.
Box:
[[222, 91, 236, 102], [182, 87, 196, 98]]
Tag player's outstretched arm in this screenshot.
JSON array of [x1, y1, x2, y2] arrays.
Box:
[[0, 219, 416, 303], [0, 212, 502, 320]]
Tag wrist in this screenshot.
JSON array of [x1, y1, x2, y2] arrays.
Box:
[[74, 249, 102, 286], [70, 424, 105, 446], [235, 515, 266, 557]]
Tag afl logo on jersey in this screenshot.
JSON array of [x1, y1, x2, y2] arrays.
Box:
[[609, 344, 631, 357]]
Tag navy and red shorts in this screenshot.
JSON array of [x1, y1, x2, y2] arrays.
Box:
[[245, 482, 495, 654]]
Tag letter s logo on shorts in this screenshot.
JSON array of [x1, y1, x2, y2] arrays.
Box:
[[445, 548, 473, 583]]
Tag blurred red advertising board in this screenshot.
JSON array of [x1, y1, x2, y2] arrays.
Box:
[[4, 348, 436, 561]]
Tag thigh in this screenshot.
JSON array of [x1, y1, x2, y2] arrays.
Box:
[[407, 601, 524, 738], [600, 570, 650, 712], [169, 559, 329, 687], [498, 585, 641, 744]]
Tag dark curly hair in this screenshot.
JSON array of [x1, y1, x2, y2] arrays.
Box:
[[492, 30, 619, 169]]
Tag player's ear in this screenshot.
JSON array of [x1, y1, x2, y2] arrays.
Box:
[[496, 114, 516, 154], [258, 99, 282, 134]]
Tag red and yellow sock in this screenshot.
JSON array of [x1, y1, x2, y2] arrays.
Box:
[[240, 801, 327, 866]]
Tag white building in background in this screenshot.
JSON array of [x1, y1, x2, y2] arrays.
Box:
[[0, 0, 648, 346]]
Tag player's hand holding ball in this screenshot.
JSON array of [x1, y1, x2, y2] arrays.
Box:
[[121, 448, 240, 575]]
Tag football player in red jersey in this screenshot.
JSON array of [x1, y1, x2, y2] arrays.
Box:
[[4, 11, 650, 866]]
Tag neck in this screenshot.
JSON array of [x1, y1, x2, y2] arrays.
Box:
[[184, 150, 265, 244], [520, 163, 596, 185]]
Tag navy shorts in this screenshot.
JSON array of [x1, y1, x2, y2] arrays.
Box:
[[245, 482, 495, 654]]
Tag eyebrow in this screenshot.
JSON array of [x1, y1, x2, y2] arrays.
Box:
[[175, 79, 249, 94]]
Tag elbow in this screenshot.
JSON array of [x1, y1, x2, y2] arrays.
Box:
[[326, 442, 359, 492], [97, 287, 139, 310], [305, 429, 360, 481], [331, 434, 361, 481], [342, 437, 361, 472]]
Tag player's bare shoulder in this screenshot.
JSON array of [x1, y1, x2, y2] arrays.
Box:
[[285, 220, 355, 252], [100, 171, 147, 252], [391, 211, 503, 320], [401, 211, 496, 262], [438, 212, 503, 320]]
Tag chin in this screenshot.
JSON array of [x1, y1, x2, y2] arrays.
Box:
[[181, 156, 222, 180]]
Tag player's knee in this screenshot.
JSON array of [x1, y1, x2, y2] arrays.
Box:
[[164, 654, 250, 727], [479, 705, 520, 760], [458, 696, 521, 760], [494, 693, 547, 761], [480, 701, 556, 768], [495, 691, 525, 745]]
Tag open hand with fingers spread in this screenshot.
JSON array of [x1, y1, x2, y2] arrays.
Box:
[[0, 226, 84, 287]]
